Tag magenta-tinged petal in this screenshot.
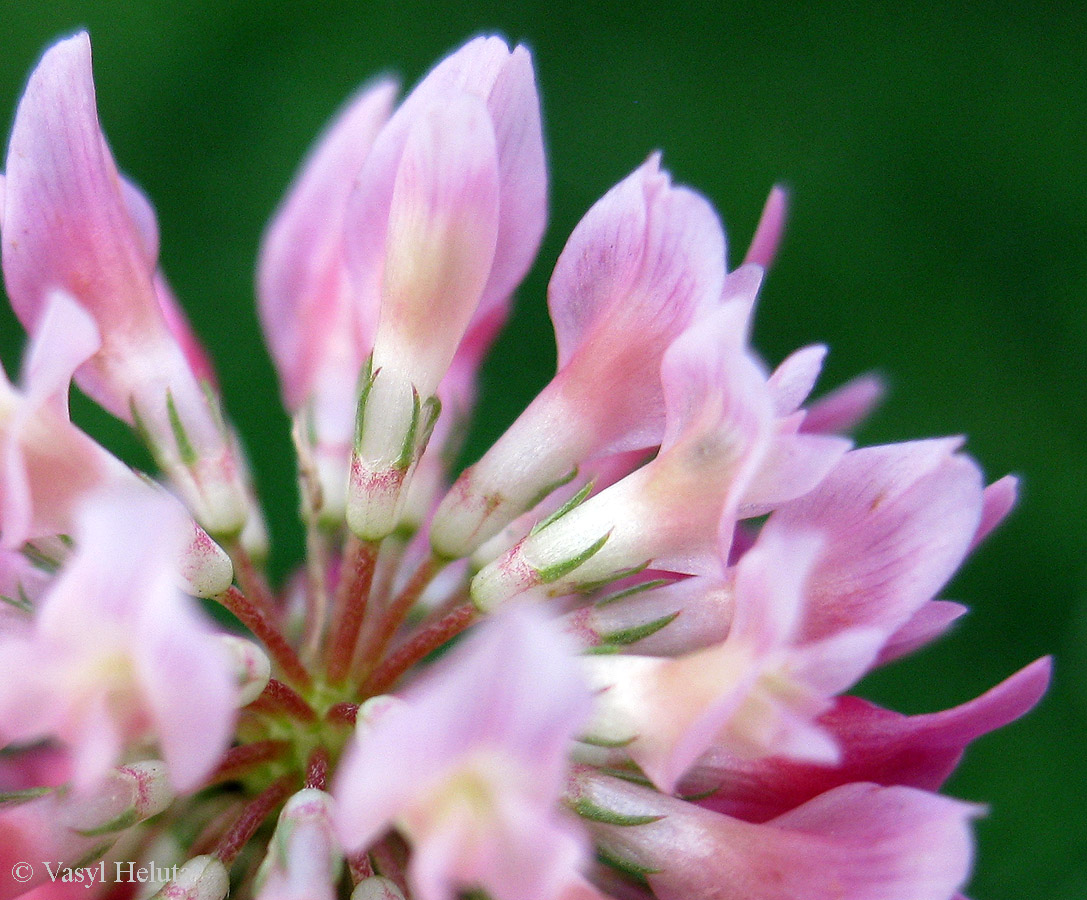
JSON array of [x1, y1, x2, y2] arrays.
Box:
[[3, 34, 159, 349], [762, 439, 984, 644], [877, 600, 968, 665], [970, 474, 1019, 550], [472, 44, 546, 323], [693, 657, 1050, 823], [800, 372, 886, 434], [575, 770, 977, 900], [258, 79, 397, 408], [743, 184, 788, 269], [432, 157, 729, 559]]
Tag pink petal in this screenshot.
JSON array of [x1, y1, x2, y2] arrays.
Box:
[[767, 344, 826, 417], [2, 33, 160, 359], [334, 605, 590, 852], [762, 439, 984, 644], [801, 372, 886, 435], [877, 600, 968, 665], [970, 474, 1019, 551], [371, 92, 500, 393], [19, 290, 100, 417], [693, 657, 1051, 822], [258, 78, 397, 408], [743, 184, 788, 269]]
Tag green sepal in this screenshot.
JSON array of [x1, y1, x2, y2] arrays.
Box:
[[536, 531, 610, 584], [129, 397, 152, 448], [394, 387, 422, 471], [595, 578, 671, 607], [524, 467, 578, 513], [1, 584, 34, 613], [571, 796, 663, 827], [73, 808, 139, 837], [595, 847, 660, 880], [599, 611, 680, 647], [418, 395, 442, 451], [598, 767, 655, 788], [575, 560, 651, 595], [530, 480, 594, 536], [352, 356, 377, 454], [21, 541, 66, 573], [576, 732, 635, 749], [70, 842, 117, 870], [0, 787, 50, 808], [166, 391, 198, 465], [583, 642, 623, 655]]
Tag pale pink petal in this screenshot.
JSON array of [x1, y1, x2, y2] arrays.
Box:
[[800, 372, 886, 434], [371, 92, 500, 394], [762, 439, 984, 644], [576, 770, 977, 900], [19, 290, 100, 417], [767, 345, 826, 417], [743, 184, 788, 269], [693, 657, 1050, 822], [258, 79, 397, 408], [136, 593, 236, 792], [970, 474, 1018, 551], [334, 604, 590, 851], [2, 34, 158, 345], [877, 600, 968, 665]]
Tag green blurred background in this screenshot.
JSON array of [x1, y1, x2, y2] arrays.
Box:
[[1, 1, 1083, 896]]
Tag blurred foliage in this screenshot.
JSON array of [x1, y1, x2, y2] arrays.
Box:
[[1, 1, 1084, 896]]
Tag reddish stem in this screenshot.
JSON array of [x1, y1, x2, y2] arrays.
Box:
[[215, 775, 295, 866], [305, 747, 330, 791], [326, 538, 379, 684], [364, 602, 477, 695], [248, 678, 317, 724], [190, 799, 246, 857], [354, 556, 443, 681], [230, 540, 281, 624], [219, 585, 311, 690], [206, 740, 290, 786]]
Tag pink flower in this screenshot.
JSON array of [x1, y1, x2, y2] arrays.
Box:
[[0, 487, 237, 791], [2, 34, 252, 537], [0, 31, 1048, 900], [344, 37, 545, 540], [334, 607, 591, 900]]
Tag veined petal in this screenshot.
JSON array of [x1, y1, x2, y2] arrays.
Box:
[[258, 78, 397, 409], [371, 92, 500, 394], [693, 657, 1051, 822]]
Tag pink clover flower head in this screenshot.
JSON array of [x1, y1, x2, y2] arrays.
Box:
[[0, 31, 1048, 900]]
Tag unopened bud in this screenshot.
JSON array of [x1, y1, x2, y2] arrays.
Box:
[[219, 635, 272, 705], [150, 855, 229, 900], [180, 524, 234, 598], [351, 876, 406, 900], [61, 760, 174, 835]]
